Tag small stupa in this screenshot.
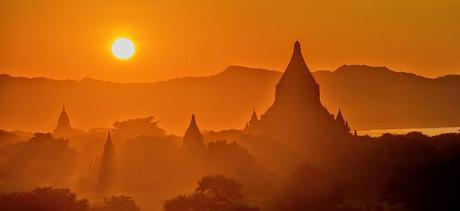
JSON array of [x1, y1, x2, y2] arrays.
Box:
[[335, 109, 351, 134], [97, 131, 116, 192], [181, 114, 206, 153], [53, 105, 74, 137]]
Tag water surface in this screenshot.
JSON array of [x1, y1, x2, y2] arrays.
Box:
[[358, 127, 460, 137]]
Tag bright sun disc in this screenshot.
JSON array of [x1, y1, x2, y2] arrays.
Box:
[[112, 38, 135, 60]]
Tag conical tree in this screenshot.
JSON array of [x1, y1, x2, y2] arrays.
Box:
[[97, 131, 116, 192]]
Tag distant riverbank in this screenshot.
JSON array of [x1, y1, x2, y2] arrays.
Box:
[[358, 127, 460, 137]]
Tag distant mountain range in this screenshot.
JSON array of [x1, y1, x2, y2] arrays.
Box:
[[1, 65, 459, 134]]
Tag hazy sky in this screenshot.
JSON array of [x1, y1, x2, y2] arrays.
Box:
[[1, 0, 459, 82]]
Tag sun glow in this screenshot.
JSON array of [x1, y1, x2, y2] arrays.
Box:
[[112, 38, 135, 60]]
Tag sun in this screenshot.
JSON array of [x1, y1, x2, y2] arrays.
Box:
[[112, 38, 135, 60]]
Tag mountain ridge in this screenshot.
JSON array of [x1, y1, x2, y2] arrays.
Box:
[[0, 65, 459, 134], [1, 64, 457, 85]]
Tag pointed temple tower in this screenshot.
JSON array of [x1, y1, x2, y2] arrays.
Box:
[[335, 109, 351, 134], [244, 109, 260, 133], [335, 109, 345, 125], [97, 131, 116, 192], [246, 41, 349, 144], [182, 114, 206, 153], [246, 109, 259, 128], [53, 105, 73, 137]]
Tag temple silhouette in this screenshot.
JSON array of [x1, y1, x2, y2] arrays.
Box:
[[245, 109, 259, 129], [53, 106, 80, 138], [335, 109, 351, 134], [181, 114, 206, 154], [97, 131, 116, 192], [245, 41, 351, 148]]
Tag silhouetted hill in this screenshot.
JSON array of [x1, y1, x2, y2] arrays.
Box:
[[0, 65, 459, 134], [315, 65, 460, 130]]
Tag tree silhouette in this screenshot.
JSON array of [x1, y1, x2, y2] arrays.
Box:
[[277, 164, 343, 211], [195, 175, 243, 201], [0, 187, 89, 211], [91, 196, 140, 211], [381, 156, 460, 211], [0, 187, 142, 211], [205, 140, 256, 178], [113, 116, 166, 139], [164, 175, 259, 211], [1, 133, 75, 188]]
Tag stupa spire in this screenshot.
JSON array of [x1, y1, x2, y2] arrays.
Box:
[[106, 130, 112, 143], [245, 108, 259, 129], [182, 114, 205, 151], [290, 40, 304, 65], [97, 130, 116, 192], [335, 109, 345, 124], [251, 108, 258, 121], [284, 41, 313, 79], [190, 114, 198, 129], [271, 41, 322, 108], [54, 105, 72, 134], [335, 109, 351, 134]]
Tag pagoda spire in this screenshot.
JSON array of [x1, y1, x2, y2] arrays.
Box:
[[285, 40, 314, 81], [290, 41, 305, 65], [97, 130, 115, 192], [335, 109, 351, 134], [54, 105, 72, 134], [251, 108, 258, 121], [106, 130, 112, 143], [189, 114, 198, 129], [246, 108, 259, 128], [335, 109, 345, 124], [272, 41, 321, 107], [345, 121, 351, 133], [182, 114, 205, 151]]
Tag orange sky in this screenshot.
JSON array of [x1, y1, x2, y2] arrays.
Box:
[[1, 0, 459, 82]]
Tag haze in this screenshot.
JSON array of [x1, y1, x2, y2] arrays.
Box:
[[1, 2, 460, 209], [1, 0, 459, 82]]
